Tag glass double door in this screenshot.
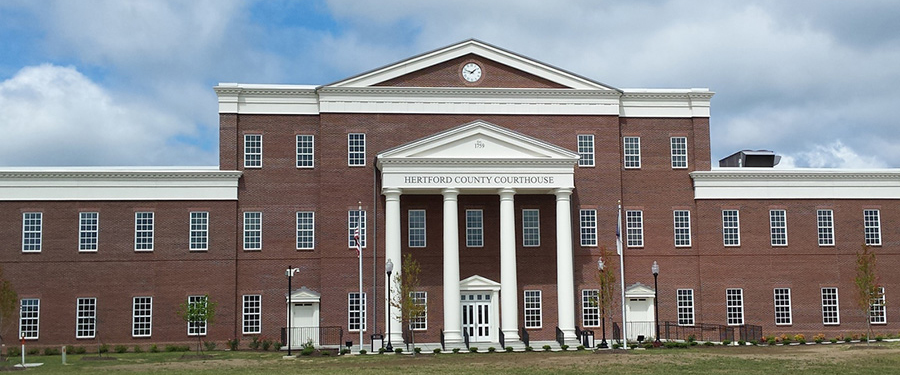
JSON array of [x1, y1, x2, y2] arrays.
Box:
[[461, 293, 491, 342]]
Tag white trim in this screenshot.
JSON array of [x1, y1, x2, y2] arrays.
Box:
[[522, 208, 540, 247], [76, 297, 97, 339], [189, 211, 209, 251], [524, 290, 542, 329], [243, 212, 262, 251], [692, 169, 900, 200], [625, 210, 643, 248], [623, 137, 641, 169], [134, 212, 154, 252], [22, 212, 42, 253], [348, 292, 367, 332], [410, 291, 427, 331], [722, 210, 740, 247], [579, 209, 597, 247], [769, 209, 788, 247], [676, 289, 694, 326], [187, 295, 208, 336], [466, 209, 484, 248], [296, 211, 315, 250], [726, 288, 744, 326], [774, 288, 792, 326], [581, 289, 600, 327], [671, 136, 688, 169], [19, 298, 39, 340], [821, 287, 840, 325], [864, 209, 882, 246], [244, 134, 262, 168], [79, 212, 99, 252], [296, 134, 315, 169], [132, 296, 152, 338], [242, 294, 262, 334], [577, 134, 595, 167], [817, 209, 835, 247], [673, 210, 691, 247], [408, 209, 426, 248], [870, 287, 886, 325], [348, 133, 366, 167]]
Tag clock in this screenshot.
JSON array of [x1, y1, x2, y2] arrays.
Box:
[[462, 62, 482, 82]]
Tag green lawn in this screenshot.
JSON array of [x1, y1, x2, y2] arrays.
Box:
[[5, 343, 900, 374]]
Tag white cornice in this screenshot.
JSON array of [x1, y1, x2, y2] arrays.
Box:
[[692, 169, 900, 199]]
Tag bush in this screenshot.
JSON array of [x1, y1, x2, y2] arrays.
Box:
[[321, 351, 330, 356], [249, 336, 261, 350], [505, 346, 514, 352], [300, 346, 315, 356], [750, 340, 758, 346], [677, 342, 689, 349], [204, 341, 217, 351], [612, 343, 622, 349], [687, 334, 697, 343], [704, 341, 715, 346], [65, 345, 75, 354], [794, 334, 805, 344], [165, 345, 190, 352], [414, 347, 421, 354], [378, 348, 385, 354], [664, 341, 677, 349], [813, 334, 825, 344], [150, 344, 159, 353], [577, 345, 585, 351], [358, 349, 367, 355], [452, 348, 460, 353], [261, 338, 273, 351], [488, 347, 496, 353], [340, 348, 350, 355], [27, 348, 40, 355], [133, 345, 143, 353], [642, 343, 653, 349], [7, 347, 21, 357], [722, 340, 732, 346], [525, 346, 533, 352], [469, 347, 478, 353], [561, 344, 569, 351], [542, 344, 552, 352], [690, 341, 699, 346], [628, 343, 638, 349], [433, 348, 441, 354], [114, 345, 128, 353], [844, 336, 853, 343], [737, 340, 746, 346], [829, 338, 838, 344], [876, 335, 885, 342], [43, 347, 61, 356], [395, 347, 403, 354], [227, 338, 240, 351]]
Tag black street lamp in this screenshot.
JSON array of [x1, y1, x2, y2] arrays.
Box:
[[285, 266, 300, 356], [652, 261, 660, 345], [598, 258, 608, 349], [385, 259, 394, 352]]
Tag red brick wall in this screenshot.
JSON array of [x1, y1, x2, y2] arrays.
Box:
[[375, 54, 570, 88]]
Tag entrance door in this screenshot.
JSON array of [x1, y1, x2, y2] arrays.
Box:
[[292, 302, 319, 347], [461, 293, 491, 342], [626, 297, 654, 341]]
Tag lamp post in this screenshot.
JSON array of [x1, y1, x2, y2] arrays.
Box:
[[385, 259, 394, 352], [651, 261, 660, 345], [285, 266, 300, 356], [598, 258, 608, 349]]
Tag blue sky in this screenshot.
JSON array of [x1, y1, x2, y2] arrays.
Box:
[[1, 0, 899, 168]]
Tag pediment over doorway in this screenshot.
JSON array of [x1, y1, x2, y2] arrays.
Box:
[[287, 286, 321, 303], [624, 282, 655, 298], [460, 275, 501, 292]]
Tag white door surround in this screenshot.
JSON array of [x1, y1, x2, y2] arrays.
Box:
[[624, 283, 656, 341], [460, 275, 501, 343], [286, 286, 321, 348]]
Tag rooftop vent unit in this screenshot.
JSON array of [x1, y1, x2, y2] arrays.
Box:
[[718, 150, 781, 168]]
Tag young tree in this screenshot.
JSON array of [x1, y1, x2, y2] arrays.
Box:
[[594, 246, 616, 347], [390, 253, 426, 355], [855, 244, 883, 344], [177, 294, 217, 355], [0, 266, 17, 359]]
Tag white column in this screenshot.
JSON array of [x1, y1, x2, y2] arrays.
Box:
[[499, 188, 521, 342], [555, 188, 577, 342], [442, 188, 463, 344], [383, 188, 404, 346]]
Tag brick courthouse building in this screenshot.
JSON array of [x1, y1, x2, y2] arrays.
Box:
[[3, 40, 900, 349]]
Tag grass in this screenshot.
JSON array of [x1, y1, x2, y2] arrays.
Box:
[[5, 342, 900, 374]]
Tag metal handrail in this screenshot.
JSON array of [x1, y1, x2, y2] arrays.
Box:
[[555, 327, 564, 346], [499, 329, 505, 349], [280, 326, 344, 348], [463, 329, 470, 349], [440, 329, 445, 351], [520, 327, 530, 347]]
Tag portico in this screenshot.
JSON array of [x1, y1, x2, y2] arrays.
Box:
[[376, 120, 580, 347]]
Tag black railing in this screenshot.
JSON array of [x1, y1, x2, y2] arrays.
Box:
[[520, 327, 530, 348], [555, 327, 564, 346], [280, 326, 344, 348], [612, 322, 622, 344], [659, 321, 762, 343], [575, 326, 582, 342], [463, 329, 470, 349], [499, 329, 505, 349], [440, 329, 445, 351]]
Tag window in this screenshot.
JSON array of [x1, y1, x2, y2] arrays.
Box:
[[410, 291, 427, 330], [770, 209, 787, 246], [348, 210, 367, 248], [408, 210, 426, 248], [242, 294, 262, 334], [581, 289, 599, 327], [190, 212, 209, 251], [244, 134, 262, 168], [671, 137, 688, 168], [132, 296, 152, 337], [580, 209, 597, 247], [76, 297, 97, 339], [625, 210, 643, 247], [22, 212, 42, 252], [243, 212, 262, 250], [774, 288, 792, 325], [348, 292, 366, 331], [522, 209, 540, 247], [821, 287, 840, 325], [187, 295, 209, 336], [296, 211, 315, 250], [348, 133, 366, 166], [19, 298, 39, 339], [726, 289, 744, 326], [864, 209, 882, 246], [134, 212, 154, 251], [524, 290, 542, 328], [674, 210, 691, 247], [817, 209, 835, 246], [677, 289, 694, 326], [870, 287, 886, 324], [577, 134, 594, 167], [79, 212, 99, 252], [722, 210, 740, 246], [296, 135, 314, 168], [623, 136, 641, 168], [466, 209, 483, 247]]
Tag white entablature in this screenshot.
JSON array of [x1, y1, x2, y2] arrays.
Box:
[[692, 169, 900, 199]]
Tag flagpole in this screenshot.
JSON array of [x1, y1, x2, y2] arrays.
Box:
[[358, 202, 364, 354], [617, 200, 627, 349]]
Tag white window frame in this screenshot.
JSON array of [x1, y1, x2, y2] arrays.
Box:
[[821, 287, 840, 325], [243, 134, 262, 168], [581, 289, 599, 327], [677, 289, 694, 326], [296, 134, 314, 168], [769, 209, 787, 246], [522, 209, 540, 247], [625, 210, 643, 248], [623, 136, 641, 169], [189, 211, 209, 251], [673, 210, 691, 247], [19, 298, 39, 339], [242, 294, 262, 334], [580, 209, 597, 247], [864, 209, 882, 246], [243, 212, 262, 250], [774, 288, 792, 326], [348, 292, 367, 332], [347, 133, 366, 166], [76, 297, 97, 339], [134, 212, 154, 252], [670, 136, 688, 168], [577, 134, 595, 167], [466, 209, 483, 248], [132, 296, 152, 337], [22, 212, 42, 253], [722, 210, 740, 246], [410, 291, 427, 331], [79, 212, 99, 252], [348, 210, 367, 248], [408, 209, 426, 248], [817, 209, 835, 246], [524, 290, 542, 329], [870, 287, 886, 325], [187, 295, 208, 336], [296, 211, 315, 250], [726, 288, 744, 326]]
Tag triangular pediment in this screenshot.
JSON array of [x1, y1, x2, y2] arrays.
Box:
[[460, 275, 501, 292], [287, 286, 321, 303], [328, 39, 617, 90], [377, 120, 579, 167], [625, 282, 655, 298]]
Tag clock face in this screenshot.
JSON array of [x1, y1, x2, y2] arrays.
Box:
[[462, 62, 482, 82]]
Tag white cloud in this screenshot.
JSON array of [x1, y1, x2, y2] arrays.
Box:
[[778, 141, 887, 169], [0, 64, 214, 166]]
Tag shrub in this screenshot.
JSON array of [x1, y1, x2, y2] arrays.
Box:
[[703, 341, 715, 346], [227, 338, 240, 351], [664, 341, 677, 349], [829, 338, 838, 344], [341, 348, 350, 355], [165, 345, 189, 352], [689, 341, 698, 346], [628, 343, 638, 349], [542, 344, 552, 352], [677, 342, 689, 349], [642, 343, 653, 349], [612, 343, 622, 349], [394, 347, 403, 354], [43, 347, 61, 356], [73, 346, 87, 354], [261, 338, 273, 351], [65, 345, 75, 354], [767, 338, 776, 345], [876, 335, 884, 342], [150, 344, 159, 353], [114, 345, 128, 353], [750, 340, 758, 346], [98, 344, 110, 353], [414, 347, 421, 354], [687, 334, 697, 343], [378, 348, 385, 354], [452, 348, 460, 353], [300, 346, 315, 356], [27, 348, 40, 355], [321, 351, 330, 356], [577, 345, 585, 351], [488, 347, 496, 353], [525, 346, 533, 352], [249, 336, 261, 350], [204, 341, 217, 351], [844, 336, 852, 343], [722, 340, 732, 346], [737, 340, 745, 346], [433, 348, 441, 354], [813, 334, 825, 343], [794, 334, 805, 343], [560, 344, 569, 351], [358, 349, 367, 355], [505, 346, 514, 352], [469, 347, 479, 353], [8, 347, 21, 357]]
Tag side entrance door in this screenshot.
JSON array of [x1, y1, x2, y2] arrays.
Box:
[[461, 293, 491, 342], [292, 302, 319, 347]]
